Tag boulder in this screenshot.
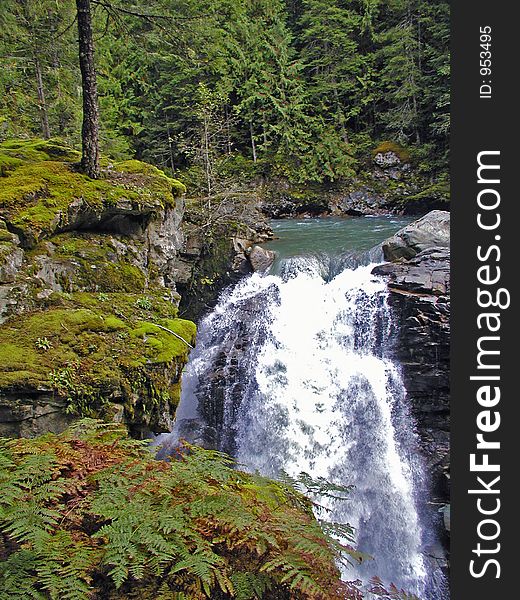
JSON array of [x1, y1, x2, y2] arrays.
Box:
[[382, 210, 450, 261], [247, 245, 275, 272], [373, 247, 450, 296]]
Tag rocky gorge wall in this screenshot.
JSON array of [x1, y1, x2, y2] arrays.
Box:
[[0, 140, 451, 514], [0, 140, 278, 438], [0, 140, 193, 437], [260, 144, 449, 219], [373, 211, 450, 533]]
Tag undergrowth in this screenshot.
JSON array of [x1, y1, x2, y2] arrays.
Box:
[[0, 420, 358, 599], [0, 421, 421, 600]]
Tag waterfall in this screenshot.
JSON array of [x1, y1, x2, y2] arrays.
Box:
[[157, 253, 447, 599]]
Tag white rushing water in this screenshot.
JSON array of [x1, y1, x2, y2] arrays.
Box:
[[159, 253, 447, 598]]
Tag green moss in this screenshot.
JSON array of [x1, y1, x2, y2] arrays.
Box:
[[0, 296, 196, 415], [0, 138, 81, 163], [0, 140, 182, 247], [0, 220, 14, 242], [129, 319, 196, 365], [117, 159, 186, 198], [0, 153, 23, 177], [50, 291, 180, 321], [37, 233, 148, 292], [398, 180, 450, 204], [373, 141, 411, 163]]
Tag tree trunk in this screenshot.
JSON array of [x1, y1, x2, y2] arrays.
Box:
[[250, 122, 257, 163], [225, 105, 232, 154], [166, 123, 175, 173], [34, 56, 50, 139], [76, 0, 100, 179]]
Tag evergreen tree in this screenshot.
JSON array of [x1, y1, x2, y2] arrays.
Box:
[[0, 0, 80, 141], [299, 0, 365, 141], [0, 0, 450, 182]]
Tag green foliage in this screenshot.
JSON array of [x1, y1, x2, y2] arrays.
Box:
[[0, 420, 363, 599], [0, 294, 195, 417], [0, 0, 449, 183], [135, 296, 153, 311], [0, 0, 80, 143]]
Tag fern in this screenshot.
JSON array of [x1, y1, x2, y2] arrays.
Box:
[[0, 420, 414, 600], [230, 572, 272, 600]]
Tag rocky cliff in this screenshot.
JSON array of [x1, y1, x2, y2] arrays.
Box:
[[0, 139, 198, 438], [373, 211, 450, 513], [172, 193, 273, 321], [261, 143, 449, 218]]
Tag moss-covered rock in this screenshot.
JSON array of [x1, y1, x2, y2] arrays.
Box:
[[0, 139, 185, 248], [0, 139, 195, 438], [0, 292, 195, 437], [372, 140, 411, 163], [261, 185, 331, 218], [25, 232, 147, 294]]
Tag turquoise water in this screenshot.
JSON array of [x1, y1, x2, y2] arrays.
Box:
[[264, 215, 413, 260], [263, 215, 413, 276]]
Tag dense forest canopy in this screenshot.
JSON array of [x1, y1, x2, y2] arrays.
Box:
[[0, 0, 449, 185]]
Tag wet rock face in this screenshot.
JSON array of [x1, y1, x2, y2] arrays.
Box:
[[373, 211, 450, 505], [247, 245, 275, 272], [173, 196, 273, 321], [375, 248, 450, 296]]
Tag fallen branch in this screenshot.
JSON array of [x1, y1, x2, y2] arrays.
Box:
[[153, 323, 194, 350]]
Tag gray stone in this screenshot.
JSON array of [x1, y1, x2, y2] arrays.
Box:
[[0, 226, 24, 285], [337, 188, 386, 216], [373, 243, 450, 507], [0, 394, 73, 438], [374, 150, 402, 168], [146, 202, 185, 286], [248, 245, 275, 272], [442, 504, 451, 532], [373, 247, 450, 296], [382, 210, 450, 261], [0, 243, 23, 284]]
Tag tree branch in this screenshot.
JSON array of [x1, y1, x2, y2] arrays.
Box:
[[152, 323, 194, 350]]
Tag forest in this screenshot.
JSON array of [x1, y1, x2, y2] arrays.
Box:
[[0, 0, 449, 190]]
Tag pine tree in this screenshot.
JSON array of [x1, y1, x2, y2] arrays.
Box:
[[376, 0, 423, 143], [298, 0, 365, 141]]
